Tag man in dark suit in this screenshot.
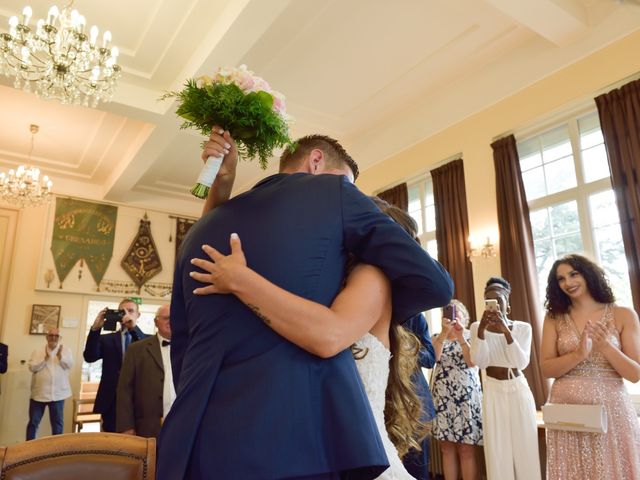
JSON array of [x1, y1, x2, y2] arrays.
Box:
[[117, 304, 174, 438], [83, 298, 146, 432], [157, 134, 453, 480]]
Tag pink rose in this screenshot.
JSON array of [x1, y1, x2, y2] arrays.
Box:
[[272, 91, 286, 115]]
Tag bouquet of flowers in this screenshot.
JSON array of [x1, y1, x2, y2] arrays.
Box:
[[161, 65, 292, 198]]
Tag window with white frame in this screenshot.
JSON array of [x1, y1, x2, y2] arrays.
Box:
[[408, 177, 438, 259], [517, 110, 637, 399], [407, 177, 444, 334]]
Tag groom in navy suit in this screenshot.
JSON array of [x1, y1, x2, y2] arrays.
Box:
[[157, 134, 453, 480]]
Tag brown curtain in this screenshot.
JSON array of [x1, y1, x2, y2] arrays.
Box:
[[431, 159, 476, 320], [492, 135, 549, 408], [377, 183, 408, 211], [595, 79, 640, 313]]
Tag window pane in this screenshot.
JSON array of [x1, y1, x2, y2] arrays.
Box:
[[580, 129, 604, 150], [550, 201, 580, 236], [589, 190, 619, 228], [530, 208, 551, 241], [543, 141, 572, 163], [426, 239, 438, 260], [553, 234, 584, 257], [425, 179, 434, 206], [593, 224, 632, 307], [582, 144, 610, 183], [517, 136, 541, 161], [425, 205, 436, 233], [534, 238, 554, 272], [408, 184, 421, 212], [522, 167, 547, 200], [409, 209, 424, 235], [541, 126, 571, 162], [545, 157, 577, 194], [534, 238, 555, 298], [520, 152, 542, 171], [578, 112, 602, 149]]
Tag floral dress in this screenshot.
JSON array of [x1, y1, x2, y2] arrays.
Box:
[[430, 330, 483, 445]]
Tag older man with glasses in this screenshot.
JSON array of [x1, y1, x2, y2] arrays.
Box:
[[26, 328, 73, 440], [117, 304, 175, 438]]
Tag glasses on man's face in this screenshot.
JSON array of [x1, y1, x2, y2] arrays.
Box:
[[156, 315, 170, 321], [46, 334, 60, 338]]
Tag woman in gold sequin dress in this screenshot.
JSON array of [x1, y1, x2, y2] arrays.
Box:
[[541, 254, 640, 480]]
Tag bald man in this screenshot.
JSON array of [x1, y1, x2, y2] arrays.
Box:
[[27, 328, 74, 440], [117, 304, 175, 438]]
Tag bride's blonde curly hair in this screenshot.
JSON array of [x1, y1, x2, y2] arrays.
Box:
[[385, 323, 430, 458], [355, 197, 431, 458]]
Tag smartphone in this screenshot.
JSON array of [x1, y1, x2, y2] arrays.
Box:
[[443, 304, 456, 320], [485, 299, 499, 312]]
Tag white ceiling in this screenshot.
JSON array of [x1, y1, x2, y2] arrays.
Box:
[[0, 0, 639, 216]]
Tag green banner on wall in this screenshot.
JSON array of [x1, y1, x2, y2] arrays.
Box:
[[50, 198, 118, 286]]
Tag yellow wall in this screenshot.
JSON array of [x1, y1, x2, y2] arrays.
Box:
[[0, 206, 91, 443], [358, 30, 640, 315]]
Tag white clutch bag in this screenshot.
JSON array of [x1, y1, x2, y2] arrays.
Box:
[[542, 403, 607, 434]]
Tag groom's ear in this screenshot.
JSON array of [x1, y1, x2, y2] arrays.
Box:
[[307, 149, 326, 175]]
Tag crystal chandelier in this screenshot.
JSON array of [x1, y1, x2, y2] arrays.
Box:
[[0, 124, 53, 207], [0, 2, 121, 107]]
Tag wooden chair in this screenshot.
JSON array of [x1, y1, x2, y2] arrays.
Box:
[[0, 432, 155, 480], [72, 381, 101, 432]]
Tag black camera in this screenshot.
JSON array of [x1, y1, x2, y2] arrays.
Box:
[[103, 308, 125, 331]]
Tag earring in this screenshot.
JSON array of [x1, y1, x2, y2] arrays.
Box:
[[507, 305, 512, 315]]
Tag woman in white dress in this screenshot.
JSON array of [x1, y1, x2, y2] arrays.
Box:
[[191, 131, 430, 478]]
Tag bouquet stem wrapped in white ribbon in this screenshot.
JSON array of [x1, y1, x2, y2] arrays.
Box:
[[161, 65, 292, 199]]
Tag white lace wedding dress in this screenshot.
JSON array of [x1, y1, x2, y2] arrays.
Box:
[[354, 333, 415, 479]]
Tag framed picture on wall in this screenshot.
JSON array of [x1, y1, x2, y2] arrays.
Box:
[[29, 304, 61, 335]]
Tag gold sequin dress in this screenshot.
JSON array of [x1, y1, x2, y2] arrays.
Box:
[[546, 305, 640, 479]]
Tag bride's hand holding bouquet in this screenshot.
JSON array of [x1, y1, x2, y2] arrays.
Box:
[[161, 65, 292, 199]]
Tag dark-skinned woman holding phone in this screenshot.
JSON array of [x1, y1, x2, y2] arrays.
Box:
[[470, 277, 540, 480]]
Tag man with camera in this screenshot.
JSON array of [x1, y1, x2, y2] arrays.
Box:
[[83, 298, 146, 432]]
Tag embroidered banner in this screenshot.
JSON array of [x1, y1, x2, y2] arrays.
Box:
[[121, 214, 163, 288], [50, 198, 117, 287], [175, 217, 197, 257]]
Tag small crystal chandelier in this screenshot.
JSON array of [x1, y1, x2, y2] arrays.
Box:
[[0, 124, 53, 208], [0, 2, 121, 107]]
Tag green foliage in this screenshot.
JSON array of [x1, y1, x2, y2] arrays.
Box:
[[160, 80, 292, 169]]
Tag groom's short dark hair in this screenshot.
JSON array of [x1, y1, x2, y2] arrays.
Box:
[[279, 134, 359, 180]]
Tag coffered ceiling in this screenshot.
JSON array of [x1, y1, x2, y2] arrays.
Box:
[[0, 0, 638, 216]]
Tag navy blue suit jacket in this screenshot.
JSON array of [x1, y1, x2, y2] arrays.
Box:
[[157, 173, 453, 480], [83, 326, 146, 414], [0, 342, 7, 374]]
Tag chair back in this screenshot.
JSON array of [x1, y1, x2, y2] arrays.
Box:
[[0, 433, 155, 480]]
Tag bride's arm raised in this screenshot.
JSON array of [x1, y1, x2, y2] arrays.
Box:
[[189, 234, 389, 358], [201, 127, 238, 216]]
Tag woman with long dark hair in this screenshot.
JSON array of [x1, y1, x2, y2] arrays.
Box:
[[541, 254, 640, 479]]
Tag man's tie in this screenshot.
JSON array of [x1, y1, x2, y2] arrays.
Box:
[[124, 330, 132, 352], [161, 340, 171, 347]]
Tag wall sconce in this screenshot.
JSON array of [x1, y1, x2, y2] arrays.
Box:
[[468, 235, 497, 260], [44, 268, 55, 288]]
